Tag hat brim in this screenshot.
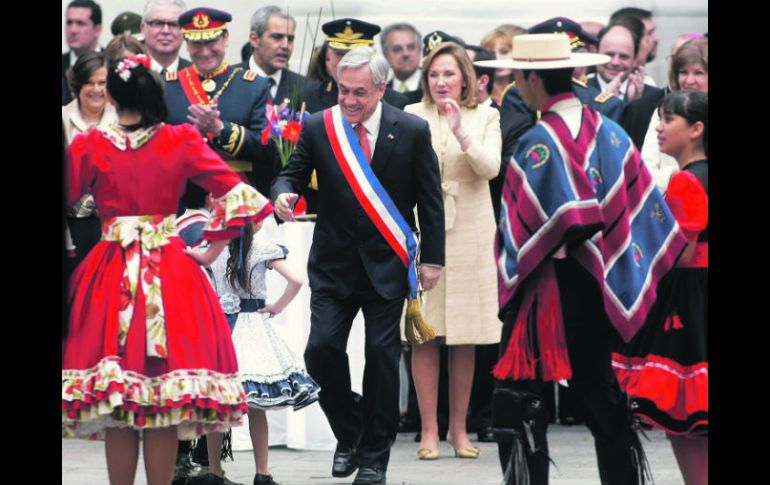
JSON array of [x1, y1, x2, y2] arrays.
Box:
[[474, 52, 609, 70]]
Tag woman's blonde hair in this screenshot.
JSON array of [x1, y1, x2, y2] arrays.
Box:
[[420, 41, 477, 108]]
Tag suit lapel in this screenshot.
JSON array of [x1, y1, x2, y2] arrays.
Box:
[[370, 103, 399, 177]]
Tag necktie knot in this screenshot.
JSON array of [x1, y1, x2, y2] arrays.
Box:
[[354, 123, 372, 163]]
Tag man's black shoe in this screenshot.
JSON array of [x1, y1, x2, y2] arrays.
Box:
[[353, 466, 386, 485], [253, 473, 280, 485], [331, 444, 357, 478], [477, 426, 496, 442]]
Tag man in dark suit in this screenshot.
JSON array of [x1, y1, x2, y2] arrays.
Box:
[[240, 5, 316, 105], [62, 0, 102, 105], [164, 7, 273, 197], [272, 47, 444, 485], [588, 22, 664, 148], [140, 0, 192, 76], [382, 23, 423, 105], [302, 19, 410, 114]]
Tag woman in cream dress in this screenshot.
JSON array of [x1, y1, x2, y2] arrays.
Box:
[[404, 41, 501, 460]]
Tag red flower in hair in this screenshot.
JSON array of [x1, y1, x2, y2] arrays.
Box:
[[127, 55, 151, 69]]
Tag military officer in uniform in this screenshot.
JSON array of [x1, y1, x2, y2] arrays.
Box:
[[164, 7, 274, 197], [303, 18, 409, 114], [498, 16, 627, 125]]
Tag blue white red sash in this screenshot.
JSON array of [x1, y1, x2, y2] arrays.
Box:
[[323, 106, 419, 299]]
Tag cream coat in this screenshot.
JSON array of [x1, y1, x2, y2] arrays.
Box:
[[404, 102, 502, 345], [62, 99, 117, 146]]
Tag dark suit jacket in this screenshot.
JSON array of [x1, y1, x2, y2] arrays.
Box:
[[271, 103, 445, 300], [386, 79, 423, 105], [62, 52, 73, 105], [231, 64, 317, 106], [177, 57, 192, 69], [488, 99, 536, 222], [621, 86, 666, 150]]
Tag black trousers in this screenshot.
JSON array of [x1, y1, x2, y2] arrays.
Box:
[[495, 258, 638, 485], [305, 271, 404, 469]]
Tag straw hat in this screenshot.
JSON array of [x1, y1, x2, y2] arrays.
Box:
[[474, 33, 609, 70]]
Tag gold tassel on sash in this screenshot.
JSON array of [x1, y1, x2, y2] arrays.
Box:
[[404, 297, 436, 344]]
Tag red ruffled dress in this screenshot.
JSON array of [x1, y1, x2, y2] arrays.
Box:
[[62, 123, 273, 440], [612, 160, 708, 436]]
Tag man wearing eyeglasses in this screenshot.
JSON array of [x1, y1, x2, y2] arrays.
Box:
[[140, 0, 191, 75]]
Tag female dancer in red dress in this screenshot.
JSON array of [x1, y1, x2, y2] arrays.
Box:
[[62, 55, 273, 485]]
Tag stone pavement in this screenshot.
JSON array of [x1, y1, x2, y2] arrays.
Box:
[[62, 425, 685, 484]]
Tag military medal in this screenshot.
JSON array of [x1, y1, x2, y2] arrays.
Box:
[[201, 78, 216, 93]]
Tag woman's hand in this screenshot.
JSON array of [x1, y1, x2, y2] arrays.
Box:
[[441, 99, 472, 151]]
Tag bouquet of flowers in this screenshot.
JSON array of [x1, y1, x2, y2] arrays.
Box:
[[260, 99, 309, 167]]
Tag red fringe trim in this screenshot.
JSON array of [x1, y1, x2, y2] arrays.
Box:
[[494, 262, 573, 381]]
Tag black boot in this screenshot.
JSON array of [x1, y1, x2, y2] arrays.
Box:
[[492, 388, 552, 485]]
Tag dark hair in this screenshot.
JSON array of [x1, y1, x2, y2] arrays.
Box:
[[107, 57, 167, 128], [307, 42, 331, 82], [67, 0, 102, 26], [523, 68, 574, 96], [670, 38, 708, 91], [105, 34, 147, 61], [226, 223, 256, 295], [180, 182, 209, 210], [241, 41, 252, 63], [468, 47, 497, 96], [67, 51, 107, 103], [610, 7, 652, 22], [420, 41, 478, 108], [599, 20, 641, 57], [660, 91, 708, 157]]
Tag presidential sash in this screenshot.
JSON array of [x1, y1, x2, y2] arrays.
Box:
[[322, 106, 419, 299]]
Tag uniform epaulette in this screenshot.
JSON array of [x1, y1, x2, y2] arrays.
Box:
[[594, 91, 615, 104], [243, 70, 258, 81], [572, 78, 588, 88], [165, 70, 178, 81]]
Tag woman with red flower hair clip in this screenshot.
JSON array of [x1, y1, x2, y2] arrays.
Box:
[[62, 55, 273, 485], [612, 90, 708, 485]]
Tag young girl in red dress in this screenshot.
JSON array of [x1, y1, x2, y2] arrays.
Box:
[[612, 90, 708, 485]]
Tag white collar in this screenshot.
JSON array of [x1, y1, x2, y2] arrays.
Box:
[[150, 56, 180, 74], [98, 124, 162, 150], [357, 102, 382, 136], [389, 69, 421, 92], [249, 57, 282, 86], [544, 95, 584, 139], [596, 73, 628, 96]]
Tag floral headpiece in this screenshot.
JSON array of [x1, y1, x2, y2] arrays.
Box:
[[115, 55, 152, 81]]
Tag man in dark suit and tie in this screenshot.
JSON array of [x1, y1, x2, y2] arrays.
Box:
[[272, 47, 445, 485], [62, 0, 103, 105], [240, 5, 316, 105], [140, 0, 192, 76], [382, 23, 423, 105], [587, 22, 663, 148]]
